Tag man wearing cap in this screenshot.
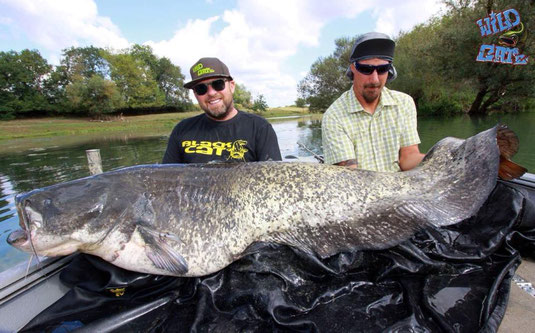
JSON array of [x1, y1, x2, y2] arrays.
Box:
[[162, 57, 281, 164], [322, 32, 424, 172]]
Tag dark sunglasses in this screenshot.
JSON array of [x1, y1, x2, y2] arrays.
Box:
[[193, 79, 227, 95], [353, 62, 391, 75]]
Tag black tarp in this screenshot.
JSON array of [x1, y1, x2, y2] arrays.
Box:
[[22, 181, 535, 332]]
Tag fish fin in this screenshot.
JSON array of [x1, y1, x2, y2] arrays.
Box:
[[496, 125, 527, 180], [137, 224, 188, 275], [264, 195, 477, 259], [498, 156, 527, 180], [242, 241, 273, 256], [496, 125, 520, 159], [145, 244, 189, 275], [242, 241, 307, 258], [260, 229, 329, 258]]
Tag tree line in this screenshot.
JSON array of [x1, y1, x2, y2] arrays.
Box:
[[298, 0, 535, 116], [3, 1, 532, 120], [0, 43, 268, 120], [0, 45, 196, 119]]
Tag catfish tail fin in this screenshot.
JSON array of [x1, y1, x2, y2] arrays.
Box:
[[497, 125, 527, 180], [498, 156, 526, 180]]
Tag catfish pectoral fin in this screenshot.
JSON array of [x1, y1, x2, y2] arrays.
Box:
[[137, 224, 188, 274], [145, 244, 189, 275]]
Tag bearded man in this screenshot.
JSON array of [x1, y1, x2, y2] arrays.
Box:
[[163, 57, 281, 163], [322, 33, 424, 172]]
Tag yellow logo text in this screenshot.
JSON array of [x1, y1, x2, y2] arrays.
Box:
[[182, 140, 248, 160]]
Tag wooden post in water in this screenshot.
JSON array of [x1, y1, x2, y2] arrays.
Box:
[[86, 149, 103, 175]]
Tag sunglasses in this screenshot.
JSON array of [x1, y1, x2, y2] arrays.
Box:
[[353, 62, 391, 75], [193, 79, 227, 95]]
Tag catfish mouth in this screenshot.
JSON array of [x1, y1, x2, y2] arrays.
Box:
[[7, 229, 31, 249], [10, 198, 40, 252]]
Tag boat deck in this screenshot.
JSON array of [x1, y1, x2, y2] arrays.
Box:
[[500, 258, 535, 332]]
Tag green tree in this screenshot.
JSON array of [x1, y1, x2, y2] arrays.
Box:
[[295, 97, 307, 108], [298, 37, 354, 112], [47, 46, 112, 115], [129, 44, 159, 72], [43, 66, 70, 112], [0, 49, 52, 119], [128, 44, 191, 109], [234, 83, 253, 109], [389, 20, 466, 116], [65, 75, 122, 117], [154, 57, 190, 107], [105, 52, 165, 108], [252, 94, 268, 112], [60, 46, 110, 81]]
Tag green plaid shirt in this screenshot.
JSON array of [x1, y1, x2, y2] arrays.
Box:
[[322, 87, 420, 172]]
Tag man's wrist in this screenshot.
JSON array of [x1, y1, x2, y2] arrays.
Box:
[[335, 159, 358, 168]]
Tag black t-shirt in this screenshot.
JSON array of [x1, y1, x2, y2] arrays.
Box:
[[162, 111, 282, 164]]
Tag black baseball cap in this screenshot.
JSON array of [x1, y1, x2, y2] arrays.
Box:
[[184, 57, 233, 89], [349, 32, 395, 62]]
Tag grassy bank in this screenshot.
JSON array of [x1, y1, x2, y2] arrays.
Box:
[[0, 107, 311, 141]]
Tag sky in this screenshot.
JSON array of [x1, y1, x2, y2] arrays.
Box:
[[0, 0, 445, 107]]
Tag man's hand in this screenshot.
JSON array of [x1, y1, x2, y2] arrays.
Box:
[[335, 159, 358, 169], [399, 145, 425, 171]]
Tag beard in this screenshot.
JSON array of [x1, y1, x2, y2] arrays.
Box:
[[362, 83, 382, 103], [201, 96, 235, 120], [204, 102, 233, 120]]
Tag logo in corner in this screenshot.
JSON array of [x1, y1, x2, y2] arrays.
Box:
[[475, 8, 529, 65]]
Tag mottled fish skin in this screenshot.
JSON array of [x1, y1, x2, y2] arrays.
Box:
[[8, 126, 511, 277]]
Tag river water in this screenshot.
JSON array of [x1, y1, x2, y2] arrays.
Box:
[[1, 112, 534, 272]]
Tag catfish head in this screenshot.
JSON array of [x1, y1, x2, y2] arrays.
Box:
[[8, 173, 136, 257]]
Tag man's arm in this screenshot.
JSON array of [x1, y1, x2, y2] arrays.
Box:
[[398, 144, 425, 171], [162, 126, 182, 164], [256, 123, 282, 161]]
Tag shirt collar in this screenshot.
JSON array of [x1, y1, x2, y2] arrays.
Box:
[[347, 88, 364, 113], [380, 87, 396, 107]]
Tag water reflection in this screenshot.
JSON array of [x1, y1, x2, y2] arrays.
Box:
[[0, 113, 534, 272], [0, 174, 23, 268], [273, 116, 322, 158], [416, 113, 535, 168]]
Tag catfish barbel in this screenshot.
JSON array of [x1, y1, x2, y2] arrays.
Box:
[[8, 126, 526, 277]]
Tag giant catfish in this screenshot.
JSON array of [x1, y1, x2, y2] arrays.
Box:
[[8, 125, 526, 277]]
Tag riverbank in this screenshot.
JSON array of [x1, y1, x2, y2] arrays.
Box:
[[0, 107, 311, 141]]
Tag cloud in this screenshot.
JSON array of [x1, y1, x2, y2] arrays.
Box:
[[0, 16, 13, 25], [371, 1, 445, 36], [147, 0, 444, 106], [0, 0, 129, 62], [147, 0, 367, 107]]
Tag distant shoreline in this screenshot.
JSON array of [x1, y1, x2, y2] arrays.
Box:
[[0, 107, 311, 142]]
